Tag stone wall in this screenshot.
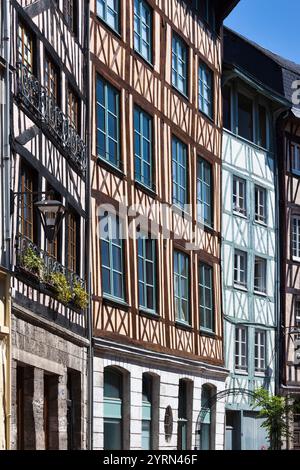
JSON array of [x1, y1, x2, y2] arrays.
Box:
[[11, 313, 88, 450]]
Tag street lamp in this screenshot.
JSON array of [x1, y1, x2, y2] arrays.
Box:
[[35, 199, 66, 244]]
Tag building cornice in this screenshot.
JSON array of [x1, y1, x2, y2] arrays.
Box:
[[93, 337, 229, 380], [12, 303, 90, 348]]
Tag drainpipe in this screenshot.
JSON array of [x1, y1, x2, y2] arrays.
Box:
[[84, 0, 93, 451], [2, 0, 11, 450], [3, 0, 11, 266], [273, 108, 289, 398]]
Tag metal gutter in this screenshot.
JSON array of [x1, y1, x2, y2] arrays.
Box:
[[84, 0, 93, 451], [2, 0, 11, 450]]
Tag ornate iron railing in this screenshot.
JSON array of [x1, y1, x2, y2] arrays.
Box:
[[16, 62, 86, 172], [16, 234, 87, 309]]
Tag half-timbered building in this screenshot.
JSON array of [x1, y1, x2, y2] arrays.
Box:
[[9, 0, 89, 449], [0, 0, 12, 450], [90, 0, 239, 450], [222, 28, 290, 450], [274, 53, 300, 450]]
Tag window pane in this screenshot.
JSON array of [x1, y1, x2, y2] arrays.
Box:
[[104, 419, 122, 450], [254, 257, 266, 293], [258, 105, 267, 148], [172, 137, 187, 208], [142, 420, 151, 450], [199, 263, 213, 331], [134, 0, 152, 62], [134, 107, 153, 188], [172, 33, 187, 95], [197, 158, 212, 227], [174, 251, 189, 323], [96, 76, 120, 167], [101, 214, 124, 299], [199, 63, 213, 119], [138, 235, 156, 311], [104, 369, 122, 399], [238, 93, 253, 141], [223, 85, 231, 130], [233, 176, 246, 215], [235, 327, 247, 371], [97, 0, 119, 32]]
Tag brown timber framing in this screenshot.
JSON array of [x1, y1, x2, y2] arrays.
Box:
[[91, 0, 224, 365]]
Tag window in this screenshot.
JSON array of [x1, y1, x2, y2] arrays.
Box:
[[172, 137, 187, 209], [235, 326, 247, 371], [254, 330, 266, 373], [233, 176, 246, 216], [172, 33, 188, 96], [138, 235, 156, 313], [67, 87, 79, 130], [200, 385, 213, 450], [101, 213, 124, 300], [177, 380, 188, 450], [96, 76, 120, 168], [197, 158, 212, 227], [258, 104, 267, 148], [238, 93, 253, 142], [142, 374, 153, 450], [17, 22, 33, 72], [223, 85, 231, 130], [97, 0, 120, 33], [291, 142, 300, 174], [174, 250, 189, 324], [254, 257, 267, 294], [199, 263, 214, 332], [45, 185, 62, 261], [104, 368, 123, 450], [64, 0, 78, 35], [198, 62, 213, 119], [234, 250, 247, 288], [255, 186, 267, 224], [67, 211, 79, 273], [292, 216, 300, 259], [44, 55, 59, 102], [19, 164, 36, 242], [199, 0, 215, 30], [134, 107, 153, 189], [295, 298, 300, 325], [134, 0, 152, 63]]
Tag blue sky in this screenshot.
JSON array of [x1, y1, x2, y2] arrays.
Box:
[[225, 0, 300, 64]]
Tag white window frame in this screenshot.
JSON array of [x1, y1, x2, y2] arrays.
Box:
[[233, 176, 246, 216], [295, 298, 300, 324], [255, 185, 267, 224], [254, 256, 267, 294], [234, 249, 247, 288], [292, 216, 300, 261], [254, 330, 266, 374], [291, 142, 300, 175], [235, 326, 248, 372]]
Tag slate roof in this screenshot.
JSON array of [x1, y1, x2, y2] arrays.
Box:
[[223, 27, 300, 110]]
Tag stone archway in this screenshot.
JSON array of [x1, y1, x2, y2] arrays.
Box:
[[195, 388, 257, 450]]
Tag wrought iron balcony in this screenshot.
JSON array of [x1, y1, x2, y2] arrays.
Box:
[[16, 62, 86, 172], [16, 234, 87, 312]]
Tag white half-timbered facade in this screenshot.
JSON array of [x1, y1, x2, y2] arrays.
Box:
[[222, 28, 289, 450]]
